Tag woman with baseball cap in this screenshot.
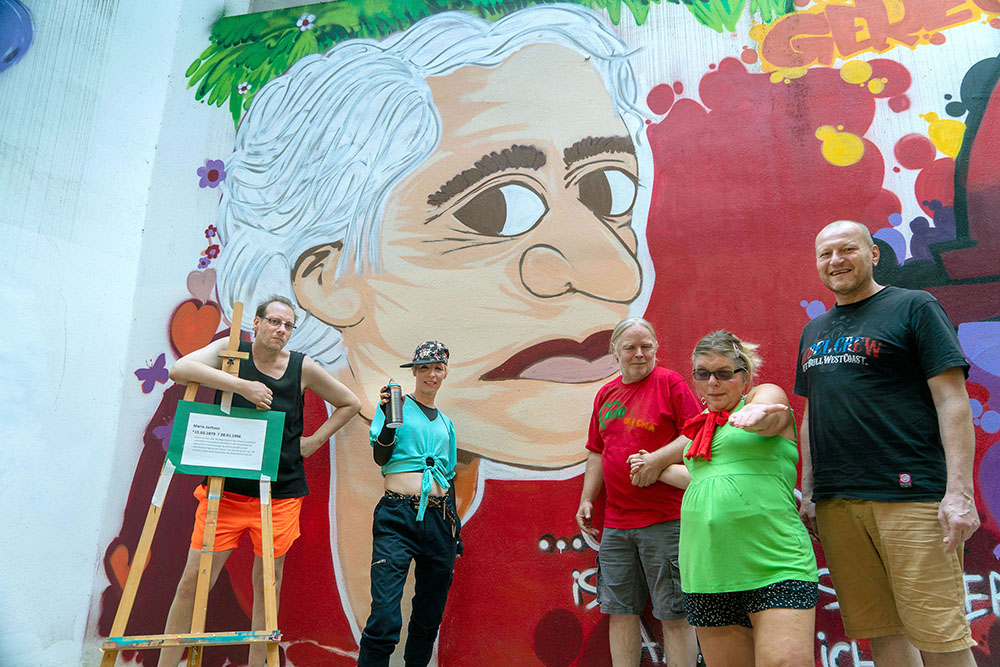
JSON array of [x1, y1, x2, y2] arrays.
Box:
[[357, 340, 461, 667]]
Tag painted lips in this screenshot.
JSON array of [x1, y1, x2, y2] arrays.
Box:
[[481, 330, 620, 383]]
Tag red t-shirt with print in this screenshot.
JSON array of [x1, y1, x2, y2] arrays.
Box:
[[586, 366, 700, 529]]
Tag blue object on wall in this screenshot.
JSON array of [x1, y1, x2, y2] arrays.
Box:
[[0, 0, 32, 72]]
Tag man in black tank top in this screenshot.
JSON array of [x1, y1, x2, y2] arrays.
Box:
[[157, 296, 360, 667]]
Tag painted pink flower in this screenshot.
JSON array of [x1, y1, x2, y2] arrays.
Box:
[[205, 244, 220, 259], [237, 81, 251, 95], [205, 224, 217, 239], [197, 159, 226, 188], [297, 13, 315, 31]]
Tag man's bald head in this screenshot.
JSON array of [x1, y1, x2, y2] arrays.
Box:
[[816, 220, 874, 250], [814, 220, 881, 305]]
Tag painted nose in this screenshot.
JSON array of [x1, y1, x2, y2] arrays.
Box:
[[519, 223, 641, 302]]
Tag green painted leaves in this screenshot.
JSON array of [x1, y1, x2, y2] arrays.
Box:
[[185, 0, 795, 128]]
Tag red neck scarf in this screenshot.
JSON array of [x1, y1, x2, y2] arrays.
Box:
[[682, 410, 730, 461]]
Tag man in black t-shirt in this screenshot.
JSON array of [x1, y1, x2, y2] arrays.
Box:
[[157, 296, 360, 667], [795, 221, 979, 666]]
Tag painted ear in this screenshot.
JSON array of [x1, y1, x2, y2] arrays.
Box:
[[292, 243, 365, 328]]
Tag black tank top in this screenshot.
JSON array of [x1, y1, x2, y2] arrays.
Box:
[[214, 339, 307, 498]]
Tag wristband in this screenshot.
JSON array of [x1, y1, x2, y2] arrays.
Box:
[[377, 421, 397, 447]]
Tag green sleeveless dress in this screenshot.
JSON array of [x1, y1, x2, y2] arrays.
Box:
[[680, 402, 817, 593]]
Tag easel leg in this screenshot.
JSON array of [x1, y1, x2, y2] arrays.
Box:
[[186, 476, 223, 667], [100, 459, 176, 667], [259, 481, 279, 667]]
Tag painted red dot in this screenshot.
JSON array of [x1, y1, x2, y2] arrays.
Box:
[[741, 47, 758, 65], [894, 133, 936, 170], [929, 32, 946, 45], [915, 157, 956, 215], [889, 94, 911, 112], [646, 83, 675, 114], [868, 59, 911, 98], [709, 63, 717, 70], [534, 609, 583, 667], [967, 381, 990, 404], [893, 166, 901, 173], [673, 81, 684, 95]]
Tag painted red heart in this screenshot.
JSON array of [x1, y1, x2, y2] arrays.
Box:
[[109, 544, 130, 588], [170, 299, 222, 357]]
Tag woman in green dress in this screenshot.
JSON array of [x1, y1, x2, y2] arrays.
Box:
[[629, 330, 818, 666]]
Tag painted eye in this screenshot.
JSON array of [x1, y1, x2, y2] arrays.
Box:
[[453, 183, 547, 236], [577, 168, 637, 218]]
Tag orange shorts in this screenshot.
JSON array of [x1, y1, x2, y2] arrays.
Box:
[[189, 484, 303, 558]]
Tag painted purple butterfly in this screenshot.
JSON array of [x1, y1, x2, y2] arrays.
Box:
[[135, 353, 168, 393], [152, 418, 174, 451]]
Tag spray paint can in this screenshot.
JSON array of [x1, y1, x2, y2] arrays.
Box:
[[386, 381, 404, 428]]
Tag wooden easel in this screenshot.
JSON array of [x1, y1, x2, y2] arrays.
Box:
[[101, 302, 281, 666]]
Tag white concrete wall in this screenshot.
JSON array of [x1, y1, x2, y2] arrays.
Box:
[[0, 1, 184, 664]]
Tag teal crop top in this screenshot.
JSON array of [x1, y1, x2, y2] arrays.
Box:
[[370, 398, 457, 520]]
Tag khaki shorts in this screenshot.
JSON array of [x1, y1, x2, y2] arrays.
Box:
[[816, 499, 973, 652]]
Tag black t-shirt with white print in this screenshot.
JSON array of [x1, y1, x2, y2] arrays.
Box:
[[794, 286, 968, 502]]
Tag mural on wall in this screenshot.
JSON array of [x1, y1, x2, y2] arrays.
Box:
[[185, 0, 797, 129], [98, 0, 1000, 665]]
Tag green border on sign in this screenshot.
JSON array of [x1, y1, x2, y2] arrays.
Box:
[[167, 400, 284, 480]]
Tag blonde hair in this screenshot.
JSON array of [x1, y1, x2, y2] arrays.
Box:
[[691, 330, 762, 379]]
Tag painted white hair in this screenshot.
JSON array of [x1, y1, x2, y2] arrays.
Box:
[[216, 4, 646, 367]]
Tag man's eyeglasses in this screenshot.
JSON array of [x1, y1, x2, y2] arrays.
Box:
[[261, 315, 296, 332], [692, 368, 745, 381]]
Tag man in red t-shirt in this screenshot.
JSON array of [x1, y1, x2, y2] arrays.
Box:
[[576, 317, 701, 667]]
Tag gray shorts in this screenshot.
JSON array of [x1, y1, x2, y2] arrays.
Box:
[[597, 520, 686, 621]]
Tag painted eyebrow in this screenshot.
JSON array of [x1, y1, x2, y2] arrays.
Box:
[[427, 144, 546, 207], [563, 135, 635, 168]]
